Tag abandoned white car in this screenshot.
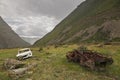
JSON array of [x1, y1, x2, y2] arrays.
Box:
[[16, 48, 32, 60]]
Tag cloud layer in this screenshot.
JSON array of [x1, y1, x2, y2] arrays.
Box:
[[0, 0, 85, 39], [4, 16, 58, 38]]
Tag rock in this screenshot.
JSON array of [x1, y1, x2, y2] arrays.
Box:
[[3, 59, 37, 79], [10, 68, 28, 74], [96, 44, 104, 48], [8, 63, 37, 79], [26, 78, 32, 80], [8, 68, 28, 79], [27, 63, 37, 69], [3, 59, 25, 70], [9, 68, 28, 75], [27, 71, 33, 74]]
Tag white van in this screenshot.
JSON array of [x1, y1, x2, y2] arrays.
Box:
[[16, 48, 32, 60]]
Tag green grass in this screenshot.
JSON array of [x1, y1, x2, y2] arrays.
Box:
[[0, 45, 120, 80]]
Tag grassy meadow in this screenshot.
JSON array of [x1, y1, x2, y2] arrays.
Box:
[[0, 44, 120, 80]]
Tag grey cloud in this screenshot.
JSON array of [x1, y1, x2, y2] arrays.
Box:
[[5, 16, 59, 38], [0, 0, 85, 19], [0, 0, 85, 42]]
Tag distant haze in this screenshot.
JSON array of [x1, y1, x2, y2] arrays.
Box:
[[21, 36, 40, 44], [0, 0, 85, 43]]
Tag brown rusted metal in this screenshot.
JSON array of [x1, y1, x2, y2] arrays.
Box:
[[66, 49, 113, 70]]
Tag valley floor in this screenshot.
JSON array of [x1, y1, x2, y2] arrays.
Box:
[[0, 44, 120, 80]]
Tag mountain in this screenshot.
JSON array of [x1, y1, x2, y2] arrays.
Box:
[[21, 36, 40, 45], [34, 0, 120, 46], [0, 17, 30, 49]]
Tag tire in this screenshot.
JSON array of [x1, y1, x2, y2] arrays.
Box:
[[17, 56, 23, 61]]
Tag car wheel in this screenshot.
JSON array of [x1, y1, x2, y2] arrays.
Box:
[[17, 56, 23, 61]]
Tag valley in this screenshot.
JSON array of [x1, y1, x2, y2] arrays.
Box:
[[0, 44, 120, 80]]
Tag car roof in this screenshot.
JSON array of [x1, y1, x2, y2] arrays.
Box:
[[18, 48, 30, 51]]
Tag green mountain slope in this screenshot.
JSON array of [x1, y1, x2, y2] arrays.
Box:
[[0, 17, 30, 49], [34, 0, 120, 46]]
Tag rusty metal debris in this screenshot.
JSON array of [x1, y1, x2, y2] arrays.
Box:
[[66, 49, 113, 70]]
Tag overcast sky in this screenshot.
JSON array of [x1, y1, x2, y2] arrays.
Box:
[[0, 0, 85, 38]]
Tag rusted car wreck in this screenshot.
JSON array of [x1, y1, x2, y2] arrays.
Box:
[[66, 49, 113, 70]]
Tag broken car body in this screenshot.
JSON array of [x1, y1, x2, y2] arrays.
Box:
[[16, 48, 32, 60], [66, 49, 113, 70]]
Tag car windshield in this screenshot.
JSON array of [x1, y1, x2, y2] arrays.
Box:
[[19, 49, 29, 53]]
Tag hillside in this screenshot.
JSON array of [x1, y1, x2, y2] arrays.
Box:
[[0, 17, 30, 49], [34, 0, 120, 46]]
